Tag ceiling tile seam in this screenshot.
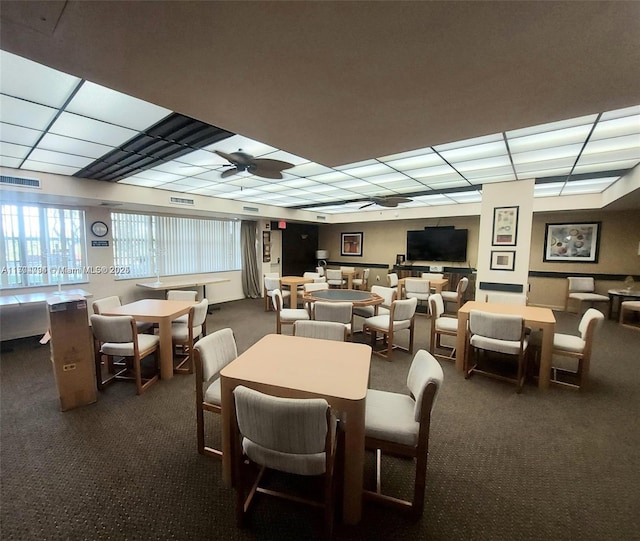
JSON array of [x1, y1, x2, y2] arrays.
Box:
[[16, 80, 87, 169], [559, 114, 602, 196], [373, 157, 434, 191], [502, 132, 519, 181], [429, 147, 473, 187]]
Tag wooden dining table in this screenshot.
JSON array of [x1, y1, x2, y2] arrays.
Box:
[[279, 276, 313, 308], [220, 333, 372, 525], [101, 299, 193, 379], [455, 301, 556, 389]]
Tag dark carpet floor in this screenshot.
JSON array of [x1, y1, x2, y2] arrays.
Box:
[[1, 298, 639, 540]]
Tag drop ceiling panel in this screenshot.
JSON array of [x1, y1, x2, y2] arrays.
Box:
[[48, 112, 137, 146], [0, 95, 58, 130]]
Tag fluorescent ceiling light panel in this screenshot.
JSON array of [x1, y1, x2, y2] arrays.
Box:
[[437, 140, 508, 162], [21, 161, 79, 176], [0, 51, 80, 108], [37, 133, 113, 159], [0, 156, 23, 168], [571, 161, 637, 175], [406, 164, 460, 179], [589, 116, 640, 140], [308, 171, 353, 183], [533, 183, 563, 197], [119, 176, 166, 187], [0, 95, 58, 131], [506, 114, 598, 138], [287, 162, 334, 176], [48, 112, 137, 146], [0, 123, 42, 146], [507, 125, 594, 153], [383, 152, 445, 170], [66, 82, 171, 130], [204, 135, 277, 156], [452, 155, 512, 172], [28, 148, 93, 168], [127, 169, 182, 183], [339, 163, 395, 177], [0, 142, 30, 159], [434, 132, 504, 151], [335, 158, 378, 170]]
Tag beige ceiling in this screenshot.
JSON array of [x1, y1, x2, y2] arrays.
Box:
[[1, 1, 638, 170]]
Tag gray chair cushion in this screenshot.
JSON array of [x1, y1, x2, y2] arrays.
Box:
[[203, 377, 221, 405], [242, 438, 326, 476], [365, 389, 419, 446]]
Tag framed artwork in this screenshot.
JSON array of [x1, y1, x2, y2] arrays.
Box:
[[341, 232, 363, 257], [262, 231, 271, 263], [490, 250, 516, 271], [492, 206, 519, 246], [543, 222, 601, 263]]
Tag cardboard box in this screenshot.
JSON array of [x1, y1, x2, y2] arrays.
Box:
[[47, 295, 97, 411]]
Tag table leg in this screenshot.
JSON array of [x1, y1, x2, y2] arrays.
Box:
[[157, 318, 174, 379], [538, 321, 555, 389], [455, 312, 468, 372], [346, 275, 353, 289], [608, 294, 615, 320], [290, 286, 298, 309], [341, 400, 365, 524]]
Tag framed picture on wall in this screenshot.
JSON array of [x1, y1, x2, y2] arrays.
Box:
[[490, 250, 516, 271], [543, 222, 601, 263], [492, 206, 519, 246], [341, 232, 363, 256], [262, 231, 271, 263]]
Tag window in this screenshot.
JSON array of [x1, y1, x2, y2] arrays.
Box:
[[111, 212, 241, 279], [0, 203, 87, 288]]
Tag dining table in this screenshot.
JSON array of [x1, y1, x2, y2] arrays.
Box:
[[220, 333, 372, 525], [101, 299, 194, 379], [279, 276, 313, 308], [455, 301, 556, 389]]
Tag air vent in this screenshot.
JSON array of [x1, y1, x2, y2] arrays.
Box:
[[0, 175, 41, 189], [242, 206, 259, 212], [170, 196, 194, 205]]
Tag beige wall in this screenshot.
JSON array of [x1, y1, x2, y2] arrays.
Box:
[[319, 208, 640, 308]]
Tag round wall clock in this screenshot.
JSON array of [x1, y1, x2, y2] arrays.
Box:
[[90, 221, 109, 237]]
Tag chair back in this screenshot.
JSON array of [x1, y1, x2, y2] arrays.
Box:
[[264, 276, 280, 292], [90, 314, 134, 343], [469, 310, 523, 341], [167, 290, 197, 301], [315, 266, 325, 277], [578, 308, 605, 341], [92, 296, 121, 314], [568, 277, 595, 293], [303, 272, 321, 280], [326, 269, 342, 281], [294, 320, 347, 341], [340, 266, 355, 272], [193, 328, 237, 382], [191, 298, 209, 327], [264, 272, 280, 278], [457, 277, 469, 294], [371, 285, 397, 308], [304, 282, 329, 293], [406, 350, 444, 421], [387, 273, 399, 287], [233, 385, 332, 475], [421, 273, 443, 281], [391, 297, 418, 322], [485, 292, 527, 305], [428, 293, 445, 319], [314, 301, 352, 325], [405, 278, 430, 294], [272, 289, 286, 312]]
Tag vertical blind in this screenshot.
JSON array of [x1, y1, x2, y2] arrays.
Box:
[[0, 203, 86, 288], [111, 212, 241, 279]]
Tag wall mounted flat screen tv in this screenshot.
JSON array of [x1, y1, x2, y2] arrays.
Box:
[[406, 228, 468, 262]]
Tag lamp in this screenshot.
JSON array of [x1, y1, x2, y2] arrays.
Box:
[[316, 250, 329, 267]]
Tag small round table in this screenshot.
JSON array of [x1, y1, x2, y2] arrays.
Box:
[[303, 289, 383, 309], [608, 289, 640, 320]]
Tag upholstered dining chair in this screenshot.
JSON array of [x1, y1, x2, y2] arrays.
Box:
[[293, 320, 347, 342], [193, 328, 238, 457], [485, 292, 528, 305], [441, 277, 468, 313], [232, 385, 338, 537], [387, 272, 399, 289], [264, 275, 289, 311], [363, 297, 418, 359], [352, 285, 396, 333], [92, 296, 153, 333], [171, 298, 209, 373], [465, 310, 529, 392], [532, 308, 604, 389], [352, 268, 370, 290], [313, 301, 353, 340], [90, 314, 160, 394], [272, 288, 310, 334], [304, 281, 329, 293], [564, 277, 609, 316], [303, 271, 326, 283], [364, 349, 443, 519], [404, 278, 431, 313], [619, 301, 640, 330], [428, 293, 458, 361], [420, 272, 443, 282], [326, 269, 346, 288], [167, 290, 197, 301]]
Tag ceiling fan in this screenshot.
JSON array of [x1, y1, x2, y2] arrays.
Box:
[[214, 150, 294, 180], [359, 195, 413, 209]]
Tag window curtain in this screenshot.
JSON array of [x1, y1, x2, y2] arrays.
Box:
[[241, 221, 261, 298]]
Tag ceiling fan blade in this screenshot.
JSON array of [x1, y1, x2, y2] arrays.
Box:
[[220, 167, 239, 178], [377, 200, 399, 208], [359, 202, 375, 210], [250, 158, 294, 171], [250, 166, 284, 180], [214, 150, 253, 166]]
